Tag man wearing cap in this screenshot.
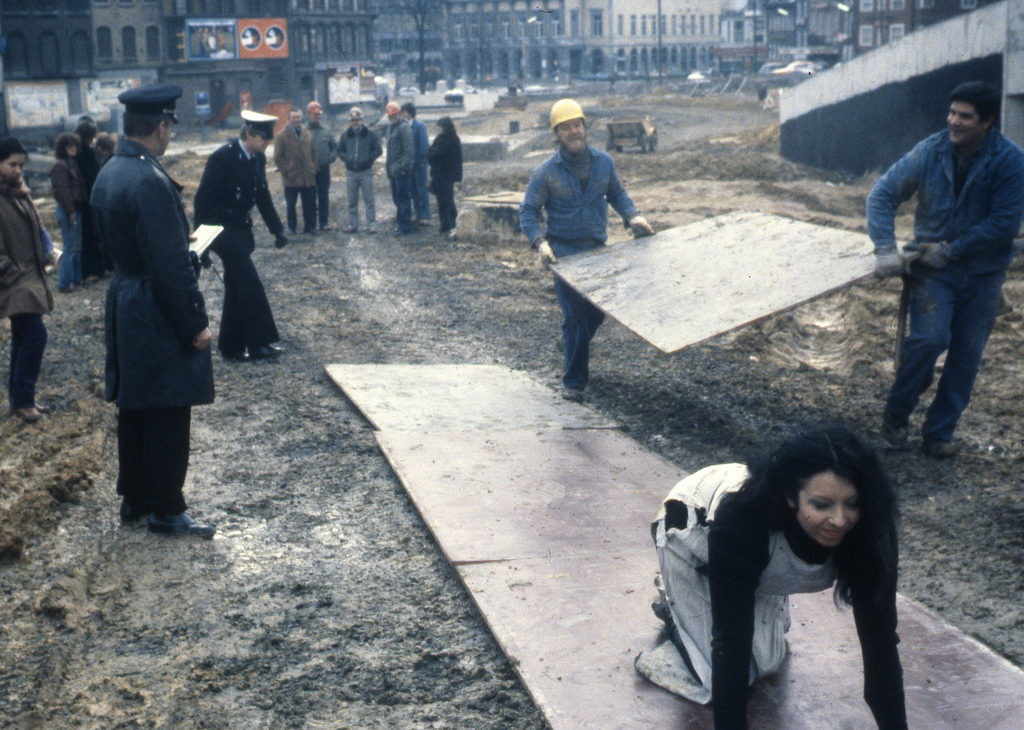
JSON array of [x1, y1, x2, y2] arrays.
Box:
[[337, 106, 383, 234], [90, 84, 216, 537], [384, 101, 415, 235], [306, 101, 337, 231], [273, 109, 318, 236], [194, 110, 289, 363], [401, 102, 431, 226], [519, 98, 654, 401]]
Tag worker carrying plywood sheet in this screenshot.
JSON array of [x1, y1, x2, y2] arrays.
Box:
[[519, 98, 654, 404]]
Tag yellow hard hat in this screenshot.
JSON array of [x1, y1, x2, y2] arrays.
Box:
[[550, 98, 585, 131]]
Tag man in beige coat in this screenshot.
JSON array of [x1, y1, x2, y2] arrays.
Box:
[[273, 109, 318, 235]]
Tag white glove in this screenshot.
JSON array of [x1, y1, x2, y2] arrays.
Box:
[[873, 244, 920, 279], [629, 215, 654, 238], [537, 239, 557, 268]]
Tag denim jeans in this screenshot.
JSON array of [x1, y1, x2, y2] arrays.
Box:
[[346, 168, 376, 230], [56, 205, 82, 289], [315, 166, 332, 228], [885, 267, 1005, 443], [284, 186, 317, 234], [390, 174, 414, 233], [411, 161, 431, 221], [8, 313, 47, 410], [550, 238, 606, 391]]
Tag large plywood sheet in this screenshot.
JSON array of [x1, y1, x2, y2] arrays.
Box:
[[375, 429, 684, 564], [378, 428, 1024, 730], [325, 363, 617, 431], [551, 211, 876, 353]]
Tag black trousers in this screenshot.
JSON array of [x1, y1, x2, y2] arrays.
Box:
[[215, 246, 279, 357], [433, 180, 457, 232], [117, 407, 191, 516]]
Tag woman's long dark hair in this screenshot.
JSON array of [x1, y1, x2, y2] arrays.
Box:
[[724, 424, 899, 607], [436, 116, 457, 138]]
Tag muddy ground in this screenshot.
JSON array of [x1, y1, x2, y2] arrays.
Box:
[[2, 91, 1023, 729]]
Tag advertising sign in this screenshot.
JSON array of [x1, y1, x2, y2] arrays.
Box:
[[196, 91, 211, 115], [327, 65, 378, 105], [5, 81, 69, 128], [187, 19, 238, 61], [82, 77, 139, 123], [238, 19, 289, 59]]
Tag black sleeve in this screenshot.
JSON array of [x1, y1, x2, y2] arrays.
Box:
[[193, 148, 228, 226], [707, 501, 772, 730], [854, 587, 908, 730], [254, 154, 285, 235]]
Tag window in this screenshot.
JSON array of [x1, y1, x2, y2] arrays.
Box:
[[551, 16, 561, 36], [890, 0, 904, 8], [672, 15, 677, 35], [858, 23, 873, 46], [97, 26, 113, 61], [641, 15, 647, 35], [452, 22, 462, 41], [660, 15, 666, 35], [631, 15, 637, 35], [889, 22, 904, 40], [960, 0, 976, 7], [689, 15, 696, 34], [618, 14, 623, 36], [146, 25, 161, 60], [591, 10, 603, 37], [700, 15, 705, 35], [6, 32, 28, 76], [570, 9, 579, 37], [860, 0, 874, 11], [71, 31, 91, 72], [918, 0, 934, 7], [40, 32, 60, 75], [122, 26, 138, 60], [502, 20, 510, 39]]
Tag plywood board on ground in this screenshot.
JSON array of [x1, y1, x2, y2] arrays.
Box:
[[375, 428, 684, 564], [463, 191, 525, 207], [378, 427, 1024, 730], [325, 363, 616, 431], [551, 211, 876, 353]]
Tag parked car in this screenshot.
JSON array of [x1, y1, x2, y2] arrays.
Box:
[[771, 61, 817, 77], [758, 62, 788, 75], [686, 71, 712, 84], [443, 89, 465, 105], [397, 86, 420, 97]]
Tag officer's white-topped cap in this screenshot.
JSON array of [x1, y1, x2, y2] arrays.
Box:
[[241, 110, 278, 123], [241, 109, 278, 139]]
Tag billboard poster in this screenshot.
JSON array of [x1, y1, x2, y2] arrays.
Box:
[[5, 81, 69, 128], [238, 19, 289, 59], [187, 19, 238, 61], [81, 77, 138, 123], [327, 66, 378, 105]]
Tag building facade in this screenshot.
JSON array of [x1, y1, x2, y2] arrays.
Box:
[[442, 0, 725, 86]]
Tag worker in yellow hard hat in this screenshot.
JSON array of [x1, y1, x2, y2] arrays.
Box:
[[519, 98, 654, 402]]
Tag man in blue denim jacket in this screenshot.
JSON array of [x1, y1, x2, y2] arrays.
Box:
[[520, 99, 653, 400], [867, 81, 1024, 457]]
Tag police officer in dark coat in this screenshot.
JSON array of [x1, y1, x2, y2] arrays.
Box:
[[193, 110, 288, 362], [90, 84, 216, 537]]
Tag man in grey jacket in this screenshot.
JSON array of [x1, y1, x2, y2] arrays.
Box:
[[384, 101, 414, 235], [306, 101, 336, 231], [337, 106, 383, 233]]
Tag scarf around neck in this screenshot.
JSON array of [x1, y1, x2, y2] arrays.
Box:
[[0, 181, 44, 232]]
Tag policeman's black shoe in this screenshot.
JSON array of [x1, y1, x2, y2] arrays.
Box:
[[250, 344, 282, 360], [148, 512, 216, 538], [922, 438, 958, 459], [221, 350, 250, 362], [119, 498, 152, 522]]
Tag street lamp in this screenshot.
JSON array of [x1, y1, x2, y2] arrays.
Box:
[[520, 15, 537, 82]]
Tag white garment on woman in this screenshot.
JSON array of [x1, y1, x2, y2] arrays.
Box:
[[653, 464, 837, 703]]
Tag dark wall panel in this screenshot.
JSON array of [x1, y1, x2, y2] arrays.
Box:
[[780, 54, 1003, 177]]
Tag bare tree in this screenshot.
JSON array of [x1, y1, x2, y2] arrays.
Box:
[[393, 0, 441, 92]]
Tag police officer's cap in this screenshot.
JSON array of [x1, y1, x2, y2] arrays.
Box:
[[241, 110, 278, 140], [118, 84, 183, 121]]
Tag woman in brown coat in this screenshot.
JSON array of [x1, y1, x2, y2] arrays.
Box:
[[51, 131, 86, 292], [0, 136, 54, 422]]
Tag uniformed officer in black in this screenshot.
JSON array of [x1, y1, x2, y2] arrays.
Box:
[[194, 109, 288, 362], [90, 84, 216, 537]]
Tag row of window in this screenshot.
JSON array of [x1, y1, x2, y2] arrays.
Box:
[[95, 25, 162, 62], [449, 10, 718, 42], [858, 21, 904, 46], [860, 0, 976, 9], [290, 21, 371, 57]]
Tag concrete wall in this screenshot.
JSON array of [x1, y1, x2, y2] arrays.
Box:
[[779, 1, 1013, 176]]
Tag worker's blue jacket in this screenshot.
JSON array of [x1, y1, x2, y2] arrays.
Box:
[[867, 127, 1024, 275], [519, 145, 637, 245]]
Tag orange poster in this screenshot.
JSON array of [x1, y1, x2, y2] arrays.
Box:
[[238, 19, 288, 59]]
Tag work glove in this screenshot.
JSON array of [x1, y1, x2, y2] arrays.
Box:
[[915, 241, 954, 270], [873, 244, 920, 279], [274, 232, 289, 249], [200, 251, 213, 269], [629, 215, 654, 238], [536, 239, 557, 269]]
